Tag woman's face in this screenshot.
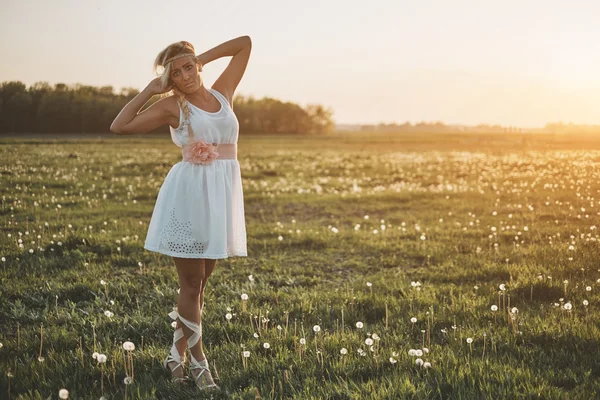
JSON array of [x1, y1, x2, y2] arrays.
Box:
[[170, 55, 202, 93]]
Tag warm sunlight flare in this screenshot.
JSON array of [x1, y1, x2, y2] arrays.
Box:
[[1, 2, 600, 398], [1, 0, 599, 127]]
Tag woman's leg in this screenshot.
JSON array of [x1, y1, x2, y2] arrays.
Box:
[[170, 258, 217, 370], [173, 257, 206, 363], [200, 259, 217, 311]]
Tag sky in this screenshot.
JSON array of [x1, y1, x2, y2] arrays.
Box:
[[1, 0, 599, 127]]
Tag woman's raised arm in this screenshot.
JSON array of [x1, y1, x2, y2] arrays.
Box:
[[110, 77, 175, 135], [198, 35, 252, 106]]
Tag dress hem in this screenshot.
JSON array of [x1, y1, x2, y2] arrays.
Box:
[[144, 244, 247, 259]]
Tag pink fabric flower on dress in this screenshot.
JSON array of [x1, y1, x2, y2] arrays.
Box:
[[183, 140, 220, 165]]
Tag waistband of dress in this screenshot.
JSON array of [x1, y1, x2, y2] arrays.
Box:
[[181, 143, 237, 161], [213, 143, 237, 160]]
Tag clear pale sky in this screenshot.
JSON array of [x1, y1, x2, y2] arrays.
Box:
[[1, 0, 598, 127]]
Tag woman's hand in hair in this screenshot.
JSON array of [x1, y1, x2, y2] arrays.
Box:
[[148, 76, 173, 96]]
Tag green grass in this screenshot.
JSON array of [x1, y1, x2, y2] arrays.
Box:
[[1, 132, 599, 399]]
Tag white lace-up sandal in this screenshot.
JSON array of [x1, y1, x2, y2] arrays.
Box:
[[177, 313, 219, 391], [163, 309, 187, 383]]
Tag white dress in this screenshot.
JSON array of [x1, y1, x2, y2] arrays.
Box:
[[144, 88, 248, 259]]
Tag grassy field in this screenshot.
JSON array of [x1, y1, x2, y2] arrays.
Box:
[[1, 132, 599, 399]]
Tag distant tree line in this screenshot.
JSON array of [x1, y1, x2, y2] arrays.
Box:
[[543, 122, 600, 134], [0, 81, 335, 135], [346, 121, 600, 134], [355, 121, 522, 133]]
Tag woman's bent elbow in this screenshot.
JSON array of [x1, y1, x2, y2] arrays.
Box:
[[110, 124, 126, 135]]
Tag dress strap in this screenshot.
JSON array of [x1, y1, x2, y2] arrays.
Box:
[[209, 88, 231, 109]]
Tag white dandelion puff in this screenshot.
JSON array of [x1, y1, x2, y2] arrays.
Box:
[[122, 341, 135, 351]]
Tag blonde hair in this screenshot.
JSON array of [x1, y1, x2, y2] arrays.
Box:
[[153, 41, 203, 141]]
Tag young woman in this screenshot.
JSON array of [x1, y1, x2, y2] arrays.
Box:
[[110, 36, 252, 390]]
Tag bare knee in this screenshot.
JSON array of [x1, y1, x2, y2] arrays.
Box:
[[180, 274, 205, 298], [174, 258, 206, 300]]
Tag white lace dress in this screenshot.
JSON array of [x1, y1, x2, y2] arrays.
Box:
[[144, 88, 248, 259]]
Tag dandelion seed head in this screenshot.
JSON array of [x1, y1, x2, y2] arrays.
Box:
[[415, 358, 424, 367], [122, 341, 135, 351], [466, 337, 473, 344], [58, 389, 69, 399]]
